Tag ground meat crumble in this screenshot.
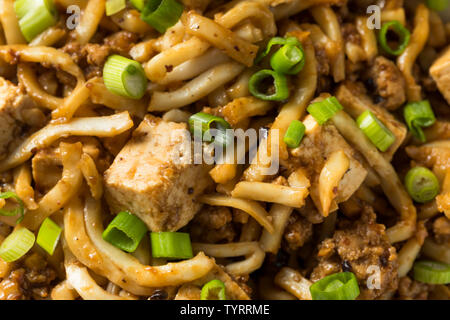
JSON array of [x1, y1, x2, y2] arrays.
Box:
[[283, 212, 313, 252], [397, 276, 433, 300], [0, 252, 57, 300], [310, 205, 398, 299], [190, 206, 237, 243]]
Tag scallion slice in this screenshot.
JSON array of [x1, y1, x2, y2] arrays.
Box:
[[103, 55, 148, 99], [106, 0, 126, 16], [201, 279, 227, 300], [102, 211, 148, 253], [150, 232, 193, 260], [256, 36, 302, 63], [426, 0, 449, 11], [256, 37, 287, 63], [378, 21, 410, 56], [14, 0, 58, 42], [0, 228, 35, 262], [130, 0, 146, 11], [356, 110, 395, 152], [307, 96, 343, 125], [270, 42, 305, 75], [404, 167, 440, 203], [403, 100, 436, 142], [0, 191, 25, 224], [413, 260, 450, 284], [310, 272, 360, 300], [36, 217, 62, 255], [284, 120, 306, 148], [141, 0, 184, 33], [249, 69, 289, 101], [188, 112, 231, 144], [14, 0, 29, 20]]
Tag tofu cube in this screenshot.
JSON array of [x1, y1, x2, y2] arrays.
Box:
[[104, 115, 213, 232], [430, 46, 450, 104]]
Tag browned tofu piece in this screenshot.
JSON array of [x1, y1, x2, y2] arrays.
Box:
[[0, 77, 35, 160], [336, 81, 407, 161], [104, 115, 213, 232], [289, 122, 367, 215], [430, 46, 450, 104]]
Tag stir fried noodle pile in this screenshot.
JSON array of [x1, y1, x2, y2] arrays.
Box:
[[0, 0, 448, 300]]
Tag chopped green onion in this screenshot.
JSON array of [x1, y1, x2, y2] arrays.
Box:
[[249, 69, 289, 101], [36, 218, 62, 255], [257, 36, 305, 74], [256, 36, 302, 64], [426, 0, 449, 11], [404, 100, 436, 142], [102, 211, 148, 253], [106, 0, 126, 16], [324, 279, 345, 292], [378, 21, 410, 56], [0, 228, 35, 262], [356, 110, 395, 152], [0, 191, 25, 224], [310, 272, 360, 300], [270, 43, 305, 75], [283, 120, 305, 148], [188, 112, 231, 145], [141, 0, 184, 33], [201, 279, 226, 300], [307, 96, 343, 125], [256, 37, 287, 63], [14, 0, 58, 42], [413, 260, 450, 284], [405, 166, 440, 203], [150, 232, 193, 260], [103, 55, 147, 99], [130, 0, 146, 11], [14, 0, 29, 20]]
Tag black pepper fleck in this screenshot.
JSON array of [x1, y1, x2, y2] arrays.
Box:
[[149, 290, 168, 300], [342, 260, 352, 272], [365, 78, 376, 91], [373, 95, 385, 104], [274, 250, 289, 268], [379, 254, 388, 267]]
